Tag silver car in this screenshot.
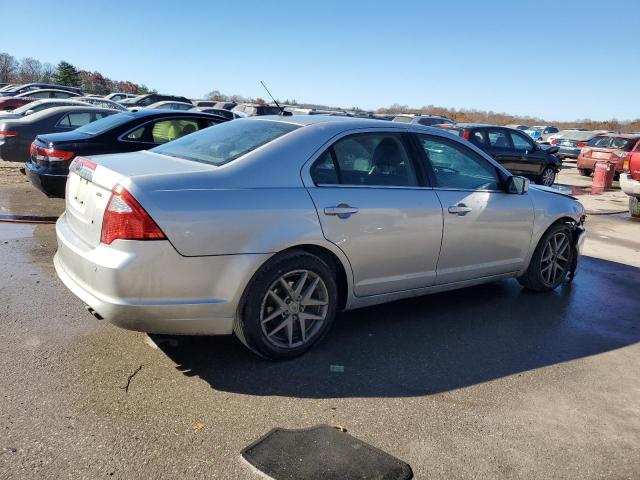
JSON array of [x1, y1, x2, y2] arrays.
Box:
[[54, 116, 586, 359]]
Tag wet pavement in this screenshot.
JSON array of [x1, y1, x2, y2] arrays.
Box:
[[0, 164, 639, 479]]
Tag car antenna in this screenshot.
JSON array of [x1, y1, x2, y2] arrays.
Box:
[[260, 81, 285, 115]]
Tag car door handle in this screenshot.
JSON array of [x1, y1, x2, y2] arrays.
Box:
[[324, 204, 359, 217], [448, 203, 472, 216]]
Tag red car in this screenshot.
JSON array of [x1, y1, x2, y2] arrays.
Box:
[[620, 143, 640, 217], [576, 134, 640, 176], [0, 96, 33, 111]]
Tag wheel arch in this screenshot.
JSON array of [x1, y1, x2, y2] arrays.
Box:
[[519, 214, 580, 276]]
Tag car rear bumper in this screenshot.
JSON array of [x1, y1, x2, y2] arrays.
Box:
[[25, 161, 68, 197], [54, 212, 271, 335], [557, 147, 580, 159], [620, 173, 640, 197], [576, 156, 624, 172]]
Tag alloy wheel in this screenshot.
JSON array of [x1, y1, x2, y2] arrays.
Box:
[[260, 270, 329, 349], [540, 232, 570, 286], [542, 168, 556, 186]]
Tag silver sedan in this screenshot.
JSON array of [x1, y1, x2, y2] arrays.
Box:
[[54, 116, 586, 359]]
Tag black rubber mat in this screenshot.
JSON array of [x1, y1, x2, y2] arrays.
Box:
[[241, 425, 413, 480]]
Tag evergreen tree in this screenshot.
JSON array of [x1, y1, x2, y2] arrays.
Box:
[[53, 61, 80, 87]]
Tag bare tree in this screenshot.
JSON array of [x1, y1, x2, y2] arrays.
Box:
[[40, 62, 56, 83], [18, 57, 43, 83], [0, 52, 18, 83]]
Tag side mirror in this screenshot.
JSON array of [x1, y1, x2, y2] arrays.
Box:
[[507, 176, 529, 194], [24, 109, 34, 116]]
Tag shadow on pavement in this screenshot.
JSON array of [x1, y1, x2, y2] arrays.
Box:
[[154, 256, 639, 398]]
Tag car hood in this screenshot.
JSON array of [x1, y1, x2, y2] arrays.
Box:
[[530, 184, 577, 200]]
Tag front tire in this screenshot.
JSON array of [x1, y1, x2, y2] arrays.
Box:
[[578, 168, 591, 177], [630, 196, 640, 218], [235, 250, 338, 359], [539, 167, 556, 186], [518, 223, 574, 292]]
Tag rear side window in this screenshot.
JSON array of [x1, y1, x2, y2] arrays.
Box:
[[151, 119, 299, 165], [58, 112, 93, 128], [469, 130, 486, 146], [487, 129, 511, 148], [311, 133, 418, 187]]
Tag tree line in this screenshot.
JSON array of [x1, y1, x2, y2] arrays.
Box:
[[0, 52, 155, 96], [379, 104, 640, 133]]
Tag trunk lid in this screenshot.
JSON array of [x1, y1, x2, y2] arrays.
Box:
[[64, 151, 215, 247]]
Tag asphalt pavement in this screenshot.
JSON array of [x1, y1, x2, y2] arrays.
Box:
[[0, 164, 638, 479]]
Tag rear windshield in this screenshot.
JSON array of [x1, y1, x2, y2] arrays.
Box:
[[561, 130, 597, 141], [392, 116, 413, 123], [74, 112, 135, 135], [151, 119, 300, 166], [587, 136, 638, 150]]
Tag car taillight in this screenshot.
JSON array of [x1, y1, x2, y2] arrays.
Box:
[[576, 141, 586, 148], [101, 184, 166, 245], [462, 130, 471, 140], [550, 138, 557, 145], [0, 130, 17, 138], [30, 143, 75, 162], [623, 158, 630, 171]]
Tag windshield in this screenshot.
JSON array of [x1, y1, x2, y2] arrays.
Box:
[[151, 119, 299, 166], [74, 112, 135, 135]]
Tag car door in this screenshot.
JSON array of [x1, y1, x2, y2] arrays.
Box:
[[486, 127, 526, 175], [305, 131, 444, 296], [414, 132, 534, 285], [508, 129, 546, 176]]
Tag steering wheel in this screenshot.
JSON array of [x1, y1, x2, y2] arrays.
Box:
[[434, 166, 459, 174]]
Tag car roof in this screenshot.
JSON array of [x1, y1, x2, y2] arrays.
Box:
[[4, 106, 115, 124], [121, 108, 221, 119]]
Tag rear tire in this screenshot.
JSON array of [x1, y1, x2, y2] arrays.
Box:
[[518, 223, 574, 292], [578, 168, 591, 177], [630, 196, 640, 218], [234, 250, 338, 360]]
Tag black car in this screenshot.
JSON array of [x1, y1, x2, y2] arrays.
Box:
[[25, 109, 228, 197], [122, 93, 192, 108], [437, 123, 562, 186], [0, 106, 116, 162]]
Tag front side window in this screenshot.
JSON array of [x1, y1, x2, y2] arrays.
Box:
[[311, 133, 418, 187], [487, 129, 511, 148], [417, 134, 501, 191], [151, 119, 199, 143], [509, 131, 534, 151], [51, 91, 72, 98], [29, 91, 50, 99]]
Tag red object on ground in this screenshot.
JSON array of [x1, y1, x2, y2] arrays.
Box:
[[592, 161, 615, 188]]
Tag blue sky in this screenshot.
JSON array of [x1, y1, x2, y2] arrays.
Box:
[[2, 0, 639, 121]]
